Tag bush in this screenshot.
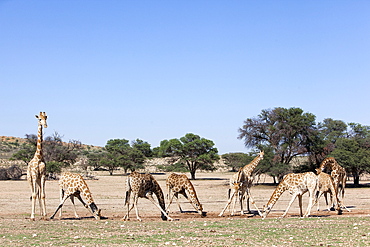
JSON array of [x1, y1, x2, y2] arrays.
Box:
[[157, 162, 188, 173], [0, 165, 23, 180]]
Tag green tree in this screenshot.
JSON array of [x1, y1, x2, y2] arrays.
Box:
[[308, 118, 348, 166], [10, 142, 35, 164], [331, 123, 370, 185], [104, 138, 145, 174], [11, 132, 82, 175], [238, 107, 318, 180], [156, 133, 219, 180], [87, 152, 105, 171], [222, 152, 253, 172], [132, 139, 152, 158]]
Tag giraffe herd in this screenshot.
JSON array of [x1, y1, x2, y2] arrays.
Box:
[[26, 112, 350, 221]]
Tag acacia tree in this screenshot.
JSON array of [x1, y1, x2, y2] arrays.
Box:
[[238, 107, 318, 181], [156, 133, 219, 180]]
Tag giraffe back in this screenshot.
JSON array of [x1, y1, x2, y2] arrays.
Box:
[[59, 172, 95, 204], [263, 172, 318, 217], [167, 173, 203, 212], [317, 172, 335, 192], [126, 172, 167, 218]]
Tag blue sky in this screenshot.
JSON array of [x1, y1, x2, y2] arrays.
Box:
[[1, 1, 369, 154]]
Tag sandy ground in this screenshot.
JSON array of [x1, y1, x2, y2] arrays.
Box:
[[0, 172, 369, 221]]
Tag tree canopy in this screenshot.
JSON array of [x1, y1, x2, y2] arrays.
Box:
[[238, 107, 370, 184], [12, 132, 82, 176], [331, 123, 370, 185], [238, 107, 317, 166], [156, 133, 219, 179], [101, 138, 146, 175]]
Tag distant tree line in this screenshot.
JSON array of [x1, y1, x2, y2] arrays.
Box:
[[5, 106, 370, 184]]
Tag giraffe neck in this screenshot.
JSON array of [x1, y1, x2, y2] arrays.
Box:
[[153, 180, 167, 220], [80, 180, 95, 205], [243, 155, 261, 177], [33, 122, 44, 160], [319, 158, 336, 171], [266, 182, 287, 209], [185, 181, 202, 210]]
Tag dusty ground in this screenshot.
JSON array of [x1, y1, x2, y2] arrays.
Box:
[[1, 172, 369, 221]]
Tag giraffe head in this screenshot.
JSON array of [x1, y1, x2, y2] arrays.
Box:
[[232, 181, 243, 191], [261, 204, 271, 219], [35, 112, 48, 128], [93, 209, 102, 220], [259, 150, 264, 159], [89, 202, 101, 220], [194, 201, 204, 216]]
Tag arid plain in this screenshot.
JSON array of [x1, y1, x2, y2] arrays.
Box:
[[1, 172, 369, 220]]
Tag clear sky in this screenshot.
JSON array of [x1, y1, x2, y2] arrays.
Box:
[[1, 1, 369, 154]]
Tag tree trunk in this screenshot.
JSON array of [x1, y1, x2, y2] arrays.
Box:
[[353, 172, 360, 185], [272, 176, 277, 184], [190, 170, 196, 180]]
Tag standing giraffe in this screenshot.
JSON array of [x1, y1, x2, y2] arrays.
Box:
[[318, 157, 350, 211], [218, 167, 245, 216], [50, 172, 101, 220], [219, 151, 264, 217], [166, 173, 204, 216], [262, 172, 318, 219], [27, 112, 48, 220], [315, 168, 342, 214], [122, 171, 173, 221]]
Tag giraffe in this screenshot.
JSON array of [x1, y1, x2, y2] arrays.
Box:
[[122, 171, 173, 221], [318, 157, 350, 211], [315, 168, 342, 214], [27, 112, 48, 220], [218, 167, 245, 216], [166, 173, 205, 216], [262, 172, 318, 219], [219, 151, 264, 217], [50, 172, 101, 220]]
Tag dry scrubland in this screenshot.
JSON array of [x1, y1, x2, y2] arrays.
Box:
[[1, 172, 370, 246]]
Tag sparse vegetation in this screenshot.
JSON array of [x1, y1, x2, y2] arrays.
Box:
[[0, 216, 369, 246]]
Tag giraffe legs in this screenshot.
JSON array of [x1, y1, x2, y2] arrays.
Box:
[[58, 188, 65, 218], [146, 193, 173, 221], [69, 196, 80, 218], [303, 191, 318, 217], [298, 195, 303, 217], [281, 194, 298, 218], [29, 176, 46, 220], [244, 189, 263, 217], [229, 190, 238, 216], [50, 193, 71, 219], [166, 192, 183, 213], [29, 177, 37, 220], [123, 193, 173, 221], [122, 194, 141, 221], [39, 172, 47, 219], [336, 183, 350, 212], [218, 189, 238, 217]]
